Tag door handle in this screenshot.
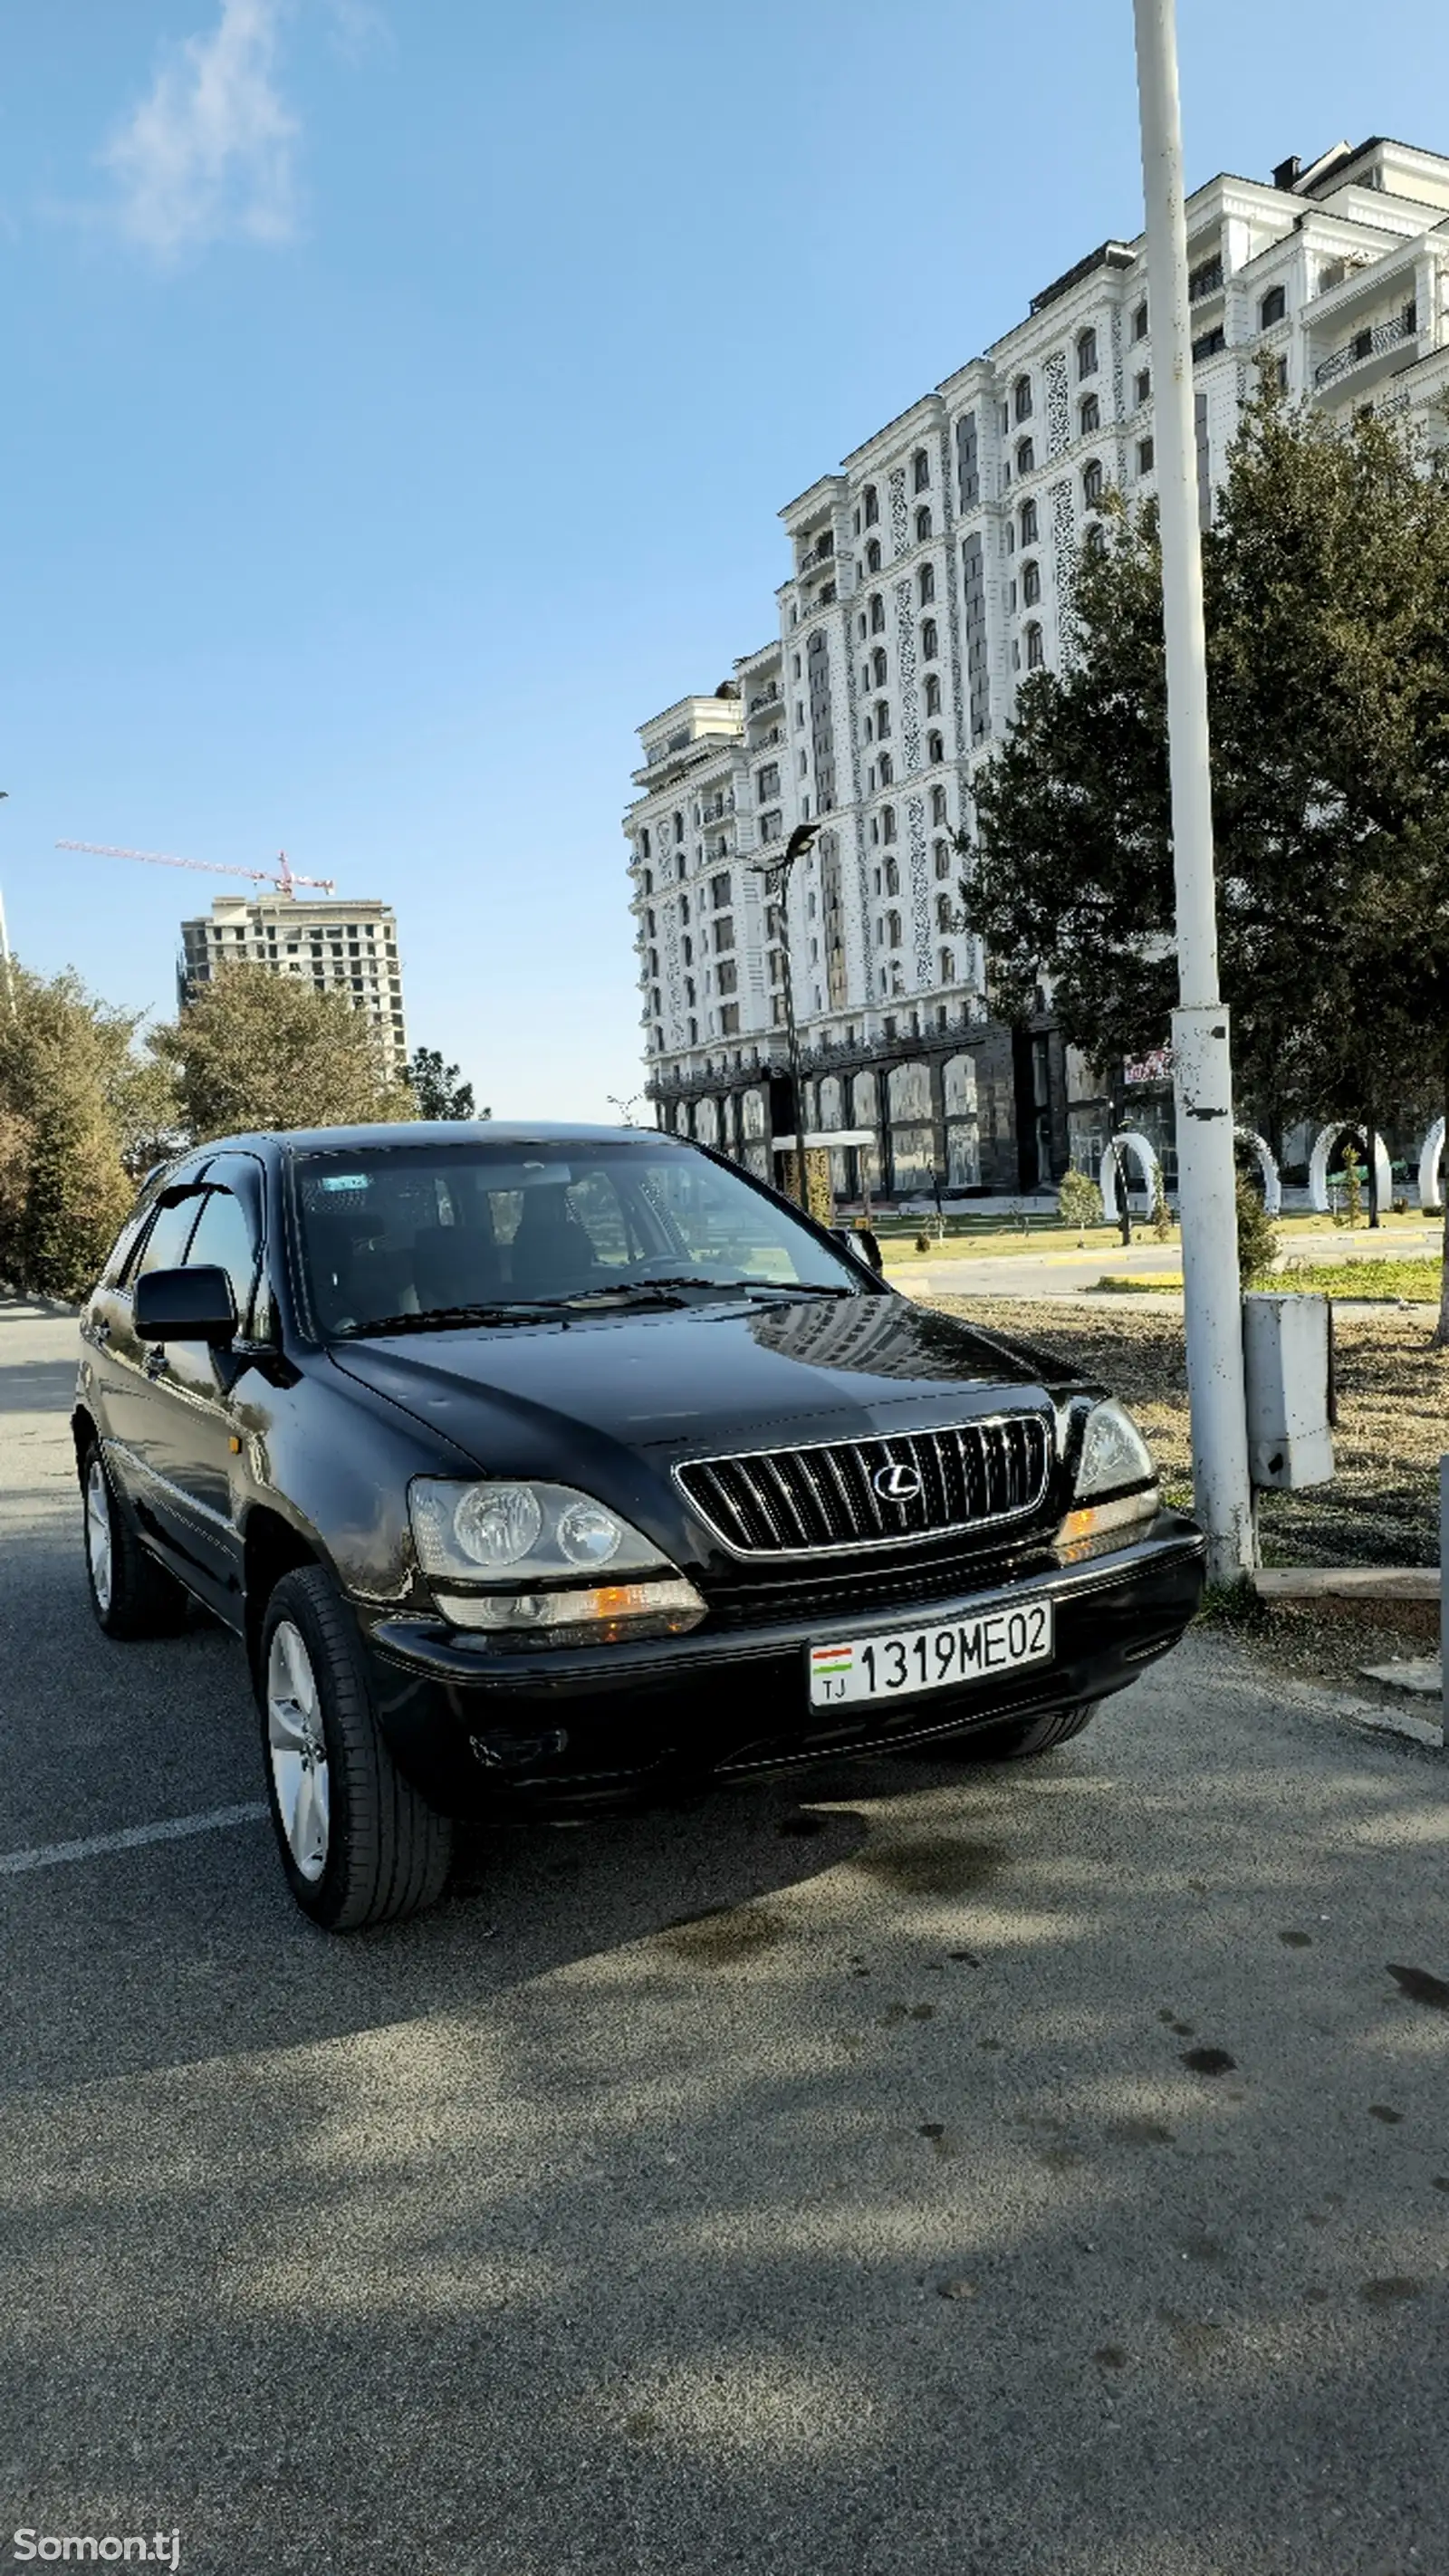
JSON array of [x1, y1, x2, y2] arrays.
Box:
[[143, 1347, 168, 1379]]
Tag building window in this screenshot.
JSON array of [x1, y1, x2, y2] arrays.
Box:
[[918, 562, 936, 604], [1015, 436, 1035, 476], [887, 909, 902, 948], [913, 447, 930, 492], [869, 592, 885, 633], [863, 484, 879, 526], [927, 728, 944, 764], [1260, 284, 1286, 329], [872, 645, 888, 686], [866, 537, 882, 572], [720, 1003, 740, 1036], [755, 763, 779, 803], [1022, 557, 1041, 605], [1025, 621, 1044, 670], [939, 947, 955, 985], [1188, 254, 1223, 302], [639, 827, 651, 859], [1192, 324, 1225, 362], [921, 617, 938, 659], [875, 699, 890, 736], [760, 807, 782, 840], [881, 803, 897, 842], [1084, 520, 1106, 556], [713, 918, 734, 954], [1080, 391, 1100, 436], [924, 671, 942, 716], [710, 871, 730, 908], [688, 1017, 698, 1044], [935, 891, 953, 934], [915, 505, 932, 542], [878, 753, 894, 785], [933, 836, 950, 877], [1275, 352, 1289, 392], [682, 937, 693, 966], [1135, 368, 1151, 407], [650, 986, 661, 1018], [1133, 300, 1148, 340], [885, 855, 899, 895], [1137, 435, 1155, 474], [1013, 373, 1033, 421], [642, 867, 653, 895], [648, 946, 658, 975], [676, 853, 686, 881], [1019, 496, 1038, 544], [931, 784, 947, 825], [673, 811, 684, 842], [1082, 456, 1104, 505], [1077, 327, 1099, 379]]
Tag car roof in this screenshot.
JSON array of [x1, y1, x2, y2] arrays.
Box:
[[200, 1121, 683, 1157]]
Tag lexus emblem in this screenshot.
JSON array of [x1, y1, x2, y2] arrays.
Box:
[[873, 1461, 922, 1504]]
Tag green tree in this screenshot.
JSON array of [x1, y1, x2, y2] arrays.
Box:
[[1234, 1171, 1279, 1286], [0, 966, 139, 1300], [1057, 1166, 1102, 1244], [957, 380, 1449, 1336], [407, 1045, 486, 1120], [150, 964, 412, 1142]]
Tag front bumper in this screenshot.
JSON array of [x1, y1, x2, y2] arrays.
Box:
[[353, 1511, 1206, 1816]]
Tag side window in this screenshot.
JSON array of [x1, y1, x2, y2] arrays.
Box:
[[132, 1193, 206, 1283], [184, 1188, 261, 1336], [563, 1171, 634, 1269]]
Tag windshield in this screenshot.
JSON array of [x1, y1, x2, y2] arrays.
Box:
[[291, 1138, 866, 1336]]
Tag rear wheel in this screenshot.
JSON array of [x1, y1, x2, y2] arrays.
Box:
[[259, 1564, 453, 1930], [82, 1441, 188, 1640], [961, 1700, 1100, 1762]]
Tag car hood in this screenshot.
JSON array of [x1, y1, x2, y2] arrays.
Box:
[[328, 1292, 1087, 1474]]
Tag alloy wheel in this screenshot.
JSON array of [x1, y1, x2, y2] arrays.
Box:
[[85, 1457, 113, 1616], [266, 1619, 331, 1882]]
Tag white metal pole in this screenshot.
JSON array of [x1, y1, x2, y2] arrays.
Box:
[[1132, 0, 1256, 1581]]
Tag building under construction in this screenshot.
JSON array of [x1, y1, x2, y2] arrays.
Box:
[[178, 893, 408, 1079]]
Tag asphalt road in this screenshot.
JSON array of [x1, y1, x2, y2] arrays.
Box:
[[2, 1300, 1446, 2576]]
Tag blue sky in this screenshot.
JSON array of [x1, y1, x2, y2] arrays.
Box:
[[3, 0, 1445, 1118]]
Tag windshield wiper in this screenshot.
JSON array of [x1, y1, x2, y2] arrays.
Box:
[[334, 1302, 563, 1337]]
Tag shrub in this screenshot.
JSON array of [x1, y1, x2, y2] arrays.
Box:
[[1058, 1168, 1103, 1242], [1235, 1171, 1280, 1285]]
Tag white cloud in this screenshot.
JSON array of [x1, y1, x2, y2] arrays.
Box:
[[103, 0, 300, 260]]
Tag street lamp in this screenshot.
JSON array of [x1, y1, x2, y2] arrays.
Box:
[[751, 819, 820, 1206]]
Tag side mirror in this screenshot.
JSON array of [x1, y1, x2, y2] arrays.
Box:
[[134, 1264, 238, 1347], [832, 1225, 884, 1277]]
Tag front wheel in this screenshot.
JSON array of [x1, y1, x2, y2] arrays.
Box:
[[259, 1564, 453, 1930], [962, 1700, 1100, 1762], [82, 1441, 188, 1639]]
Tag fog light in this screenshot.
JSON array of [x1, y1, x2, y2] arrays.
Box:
[[434, 1576, 706, 1643]]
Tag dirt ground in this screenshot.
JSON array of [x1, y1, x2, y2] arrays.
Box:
[[925, 1293, 1448, 1688]]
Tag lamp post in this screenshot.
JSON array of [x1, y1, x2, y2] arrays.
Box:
[[752, 819, 820, 1206], [1132, 0, 1256, 1582]]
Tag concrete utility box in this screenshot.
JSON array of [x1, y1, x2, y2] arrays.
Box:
[[1242, 1293, 1334, 1489]]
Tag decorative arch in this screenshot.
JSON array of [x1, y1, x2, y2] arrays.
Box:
[[1234, 1127, 1281, 1217], [1419, 1118, 1445, 1216], [1099, 1130, 1162, 1216], [1307, 1123, 1392, 1215]]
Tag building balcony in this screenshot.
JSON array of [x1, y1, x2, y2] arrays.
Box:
[[747, 685, 782, 715], [795, 536, 836, 574], [1314, 303, 1418, 389]]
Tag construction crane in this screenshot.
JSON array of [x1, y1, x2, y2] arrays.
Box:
[[56, 841, 337, 896]]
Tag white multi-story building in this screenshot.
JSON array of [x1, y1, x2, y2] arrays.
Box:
[[179, 893, 408, 1079], [624, 132, 1449, 1198]]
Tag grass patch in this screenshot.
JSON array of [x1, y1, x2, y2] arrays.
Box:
[[1092, 1274, 1184, 1294], [1271, 1257, 1441, 1301]]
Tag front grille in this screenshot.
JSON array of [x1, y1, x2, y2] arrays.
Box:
[[674, 1416, 1052, 1560]]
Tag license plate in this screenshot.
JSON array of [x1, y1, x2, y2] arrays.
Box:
[[808, 1600, 1054, 1707]]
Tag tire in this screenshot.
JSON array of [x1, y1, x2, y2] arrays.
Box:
[[961, 1700, 1100, 1763], [81, 1439, 189, 1640], [258, 1563, 454, 1931]]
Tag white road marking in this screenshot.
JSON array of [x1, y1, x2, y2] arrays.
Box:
[[0, 1802, 269, 1877]]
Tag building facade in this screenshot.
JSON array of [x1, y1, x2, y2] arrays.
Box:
[[179, 894, 408, 1079], [623, 133, 1449, 1198]]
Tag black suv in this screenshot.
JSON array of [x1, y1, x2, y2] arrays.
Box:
[[74, 1123, 1204, 1928]]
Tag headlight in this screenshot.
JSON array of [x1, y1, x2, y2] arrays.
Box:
[[1072, 1399, 1156, 1501], [409, 1479, 669, 1584]]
